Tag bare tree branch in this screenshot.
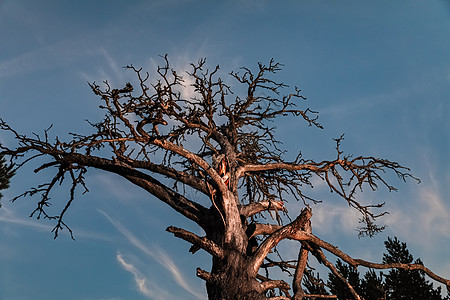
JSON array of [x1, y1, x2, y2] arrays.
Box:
[[292, 246, 309, 300], [314, 248, 362, 300], [167, 226, 224, 259], [239, 200, 285, 218], [250, 207, 312, 277]]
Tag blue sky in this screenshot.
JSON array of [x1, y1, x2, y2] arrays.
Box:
[[1, 0, 449, 299]]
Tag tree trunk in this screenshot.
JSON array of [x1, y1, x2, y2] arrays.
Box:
[[206, 250, 267, 300]]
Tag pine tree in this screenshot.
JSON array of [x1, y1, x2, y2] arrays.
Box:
[[360, 269, 385, 300], [328, 259, 362, 299], [303, 271, 329, 299], [383, 237, 444, 300], [322, 237, 448, 299], [0, 154, 15, 203]]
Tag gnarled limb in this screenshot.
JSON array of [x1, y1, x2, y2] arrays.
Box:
[[302, 295, 337, 299], [292, 246, 309, 300], [246, 223, 282, 239], [239, 200, 285, 218], [250, 207, 312, 277], [196, 267, 213, 282], [259, 279, 290, 294], [64, 152, 211, 226], [152, 138, 229, 195], [119, 158, 211, 195], [166, 226, 224, 259], [2, 140, 211, 234], [314, 248, 361, 300]]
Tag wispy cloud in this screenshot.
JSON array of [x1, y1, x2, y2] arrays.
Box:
[[0, 35, 101, 80], [117, 252, 169, 300], [0, 205, 111, 241], [99, 210, 155, 255], [154, 245, 205, 299], [100, 210, 206, 299], [317, 87, 410, 120], [384, 147, 450, 244], [384, 185, 450, 281], [90, 172, 144, 202], [0, 206, 52, 232], [310, 201, 361, 236], [79, 48, 133, 87], [386, 184, 450, 246]]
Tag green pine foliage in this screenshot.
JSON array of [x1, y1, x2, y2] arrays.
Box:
[[360, 269, 385, 300], [310, 237, 448, 300], [383, 237, 444, 300], [328, 259, 362, 299], [303, 271, 330, 299], [0, 154, 15, 203]]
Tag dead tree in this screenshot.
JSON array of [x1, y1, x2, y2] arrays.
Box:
[[1, 56, 448, 299]]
